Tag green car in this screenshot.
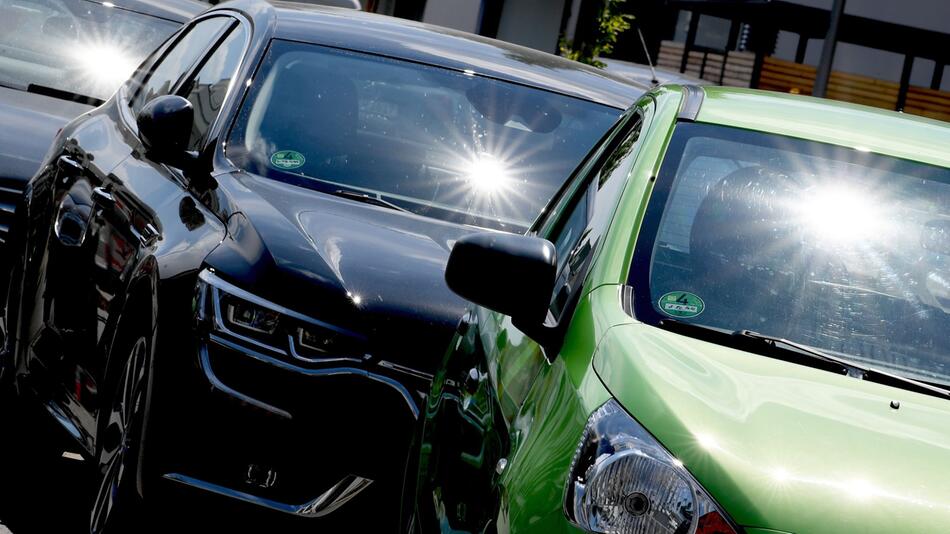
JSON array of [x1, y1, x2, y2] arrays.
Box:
[[407, 86, 950, 534]]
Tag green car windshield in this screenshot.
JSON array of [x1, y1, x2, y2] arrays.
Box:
[[631, 122, 950, 387]]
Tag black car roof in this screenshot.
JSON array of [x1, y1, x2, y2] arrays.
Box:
[[104, 0, 205, 23], [215, 0, 645, 109]]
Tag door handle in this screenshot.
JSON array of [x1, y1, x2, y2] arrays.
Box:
[[57, 155, 82, 175], [131, 222, 160, 247], [56, 155, 83, 185], [91, 187, 115, 208]]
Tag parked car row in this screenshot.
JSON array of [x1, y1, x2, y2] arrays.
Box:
[[0, 0, 642, 532], [1, 1, 949, 534]]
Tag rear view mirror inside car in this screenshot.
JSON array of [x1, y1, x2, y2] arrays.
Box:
[[466, 82, 562, 133]]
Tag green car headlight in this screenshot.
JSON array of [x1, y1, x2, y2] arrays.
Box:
[[565, 400, 738, 534]]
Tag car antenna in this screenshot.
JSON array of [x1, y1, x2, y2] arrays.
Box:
[[636, 24, 659, 85]]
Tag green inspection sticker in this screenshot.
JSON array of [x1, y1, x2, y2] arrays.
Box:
[[658, 291, 705, 318], [270, 150, 306, 170]]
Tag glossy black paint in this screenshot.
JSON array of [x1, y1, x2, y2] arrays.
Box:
[[445, 233, 557, 325], [4, 0, 646, 529], [136, 95, 196, 163], [0, 0, 202, 254], [204, 174, 476, 373]]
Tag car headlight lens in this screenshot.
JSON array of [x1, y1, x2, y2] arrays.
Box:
[[196, 269, 366, 362], [224, 296, 281, 335], [565, 400, 738, 534]]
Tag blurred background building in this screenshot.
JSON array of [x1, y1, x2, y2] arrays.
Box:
[[362, 0, 950, 122]]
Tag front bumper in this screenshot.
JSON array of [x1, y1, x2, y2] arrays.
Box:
[[153, 270, 429, 528]]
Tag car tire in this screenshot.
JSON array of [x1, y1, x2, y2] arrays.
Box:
[[89, 325, 153, 534]]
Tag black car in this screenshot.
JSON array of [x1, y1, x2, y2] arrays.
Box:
[[1, 0, 643, 531], [0, 0, 202, 251]]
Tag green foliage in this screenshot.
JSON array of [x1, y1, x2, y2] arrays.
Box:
[[559, 0, 634, 69]]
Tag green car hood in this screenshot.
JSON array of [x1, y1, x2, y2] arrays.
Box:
[[594, 323, 950, 533]]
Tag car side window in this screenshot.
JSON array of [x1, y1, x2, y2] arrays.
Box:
[[179, 24, 248, 151], [549, 185, 593, 318], [547, 113, 645, 320], [130, 17, 231, 115]]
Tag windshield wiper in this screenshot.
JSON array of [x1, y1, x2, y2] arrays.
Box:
[[27, 84, 103, 107], [660, 320, 852, 375], [733, 329, 861, 376], [659, 319, 950, 401], [0, 80, 24, 92], [332, 189, 408, 213], [736, 330, 950, 401]]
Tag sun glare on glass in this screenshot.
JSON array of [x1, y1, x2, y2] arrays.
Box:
[[797, 185, 887, 244], [73, 42, 137, 89], [465, 154, 510, 195]]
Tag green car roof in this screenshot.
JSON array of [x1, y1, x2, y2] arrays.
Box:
[[693, 86, 950, 168]]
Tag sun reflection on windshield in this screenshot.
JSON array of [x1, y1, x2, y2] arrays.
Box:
[[72, 41, 137, 92], [465, 154, 511, 195], [797, 185, 889, 244]]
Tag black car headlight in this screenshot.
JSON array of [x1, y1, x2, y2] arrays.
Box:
[[223, 294, 281, 335], [565, 400, 739, 534], [196, 269, 366, 363]]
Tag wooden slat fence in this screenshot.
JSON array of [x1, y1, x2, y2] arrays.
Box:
[[658, 43, 950, 123]]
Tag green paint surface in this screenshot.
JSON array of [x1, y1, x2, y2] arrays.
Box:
[[416, 87, 950, 534]]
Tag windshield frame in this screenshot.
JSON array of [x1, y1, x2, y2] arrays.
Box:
[[627, 121, 950, 384], [222, 37, 621, 233]]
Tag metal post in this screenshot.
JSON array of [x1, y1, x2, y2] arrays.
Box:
[[681, 12, 700, 73], [896, 55, 914, 111], [795, 33, 808, 64], [814, 0, 846, 98], [932, 62, 945, 90]]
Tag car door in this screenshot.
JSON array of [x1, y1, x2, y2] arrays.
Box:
[[24, 15, 243, 449], [413, 106, 649, 533]]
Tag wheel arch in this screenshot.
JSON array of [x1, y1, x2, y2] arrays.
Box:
[[97, 256, 160, 440]]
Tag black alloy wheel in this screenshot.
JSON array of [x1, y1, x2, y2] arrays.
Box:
[[89, 334, 150, 534]]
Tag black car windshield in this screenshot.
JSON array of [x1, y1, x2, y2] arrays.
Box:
[[632, 123, 950, 387], [226, 40, 619, 233], [0, 0, 178, 101]]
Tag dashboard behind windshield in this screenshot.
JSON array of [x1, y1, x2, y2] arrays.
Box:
[[631, 123, 950, 386], [0, 0, 178, 101]]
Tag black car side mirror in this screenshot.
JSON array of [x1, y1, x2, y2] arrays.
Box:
[[445, 232, 557, 327], [136, 95, 194, 166]]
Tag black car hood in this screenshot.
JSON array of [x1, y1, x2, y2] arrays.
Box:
[[0, 86, 91, 183], [207, 173, 476, 373]]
